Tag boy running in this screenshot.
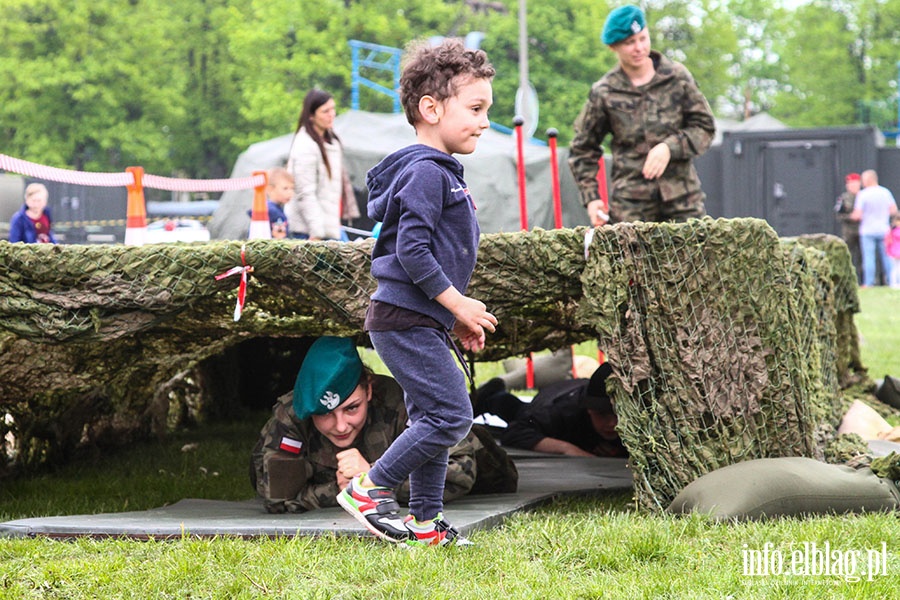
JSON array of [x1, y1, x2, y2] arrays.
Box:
[[337, 38, 497, 547]]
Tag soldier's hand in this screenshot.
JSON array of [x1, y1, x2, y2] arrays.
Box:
[[642, 143, 671, 180], [335, 448, 370, 486], [587, 199, 609, 226]]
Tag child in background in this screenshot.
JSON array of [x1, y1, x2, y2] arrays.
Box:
[[337, 38, 498, 547], [887, 214, 900, 289], [9, 183, 57, 244], [265, 167, 293, 238]]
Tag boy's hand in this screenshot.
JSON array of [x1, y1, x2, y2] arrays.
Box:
[[435, 287, 497, 353], [450, 297, 497, 353], [454, 321, 486, 352]]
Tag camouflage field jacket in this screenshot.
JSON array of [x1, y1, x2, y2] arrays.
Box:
[[569, 50, 715, 206], [251, 374, 479, 513]]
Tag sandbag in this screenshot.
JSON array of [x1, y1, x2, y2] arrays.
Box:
[[667, 457, 900, 521]]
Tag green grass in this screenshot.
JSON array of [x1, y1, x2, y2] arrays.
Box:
[[854, 287, 900, 381], [0, 288, 898, 599]]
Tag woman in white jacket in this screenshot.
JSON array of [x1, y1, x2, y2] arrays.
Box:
[[285, 89, 358, 240]]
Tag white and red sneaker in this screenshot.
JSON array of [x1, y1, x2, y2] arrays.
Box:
[[404, 513, 465, 547], [337, 474, 410, 543]]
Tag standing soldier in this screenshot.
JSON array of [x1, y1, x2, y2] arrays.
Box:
[[835, 172, 862, 283], [569, 4, 716, 225]]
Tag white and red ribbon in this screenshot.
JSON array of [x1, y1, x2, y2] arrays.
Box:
[[215, 244, 254, 321]]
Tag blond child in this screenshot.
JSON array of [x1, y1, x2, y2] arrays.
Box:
[[266, 167, 294, 238], [9, 183, 57, 243]]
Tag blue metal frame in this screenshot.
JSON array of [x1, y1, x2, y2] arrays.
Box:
[[349, 40, 402, 113], [348, 39, 546, 146]]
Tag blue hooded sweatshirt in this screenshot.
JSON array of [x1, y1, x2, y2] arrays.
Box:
[[366, 144, 480, 330]]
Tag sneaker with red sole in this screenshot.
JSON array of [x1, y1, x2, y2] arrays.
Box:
[[404, 513, 467, 547], [337, 474, 410, 543]]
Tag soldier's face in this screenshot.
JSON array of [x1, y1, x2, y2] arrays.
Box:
[[846, 180, 861, 194], [311, 383, 371, 448], [587, 409, 619, 441], [610, 28, 651, 70]]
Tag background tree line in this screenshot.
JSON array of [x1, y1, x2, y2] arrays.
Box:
[[1, 0, 898, 180]]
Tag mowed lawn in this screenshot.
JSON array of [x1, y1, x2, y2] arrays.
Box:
[[0, 288, 898, 599]]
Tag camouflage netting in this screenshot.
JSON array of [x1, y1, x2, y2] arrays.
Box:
[[0, 218, 882, 510], [789, 233, 865, 389]]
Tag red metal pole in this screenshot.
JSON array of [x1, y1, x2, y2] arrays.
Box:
[[548, 127, 577, 378], [595, 157, 609, 368], [513, 116, 528, 231], [596, 156, 609, 222], [513, 116, 535, 388], [546, 128, 563, 229]]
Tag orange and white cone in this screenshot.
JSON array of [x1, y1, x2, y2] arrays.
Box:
[[247, 170, 271, 240], [124, 166, 147, 246]]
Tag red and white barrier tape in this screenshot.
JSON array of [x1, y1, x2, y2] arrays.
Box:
[[214, 244, 254, 322], [0, 154, 134, 187], [143, 173, 266, 192], [1, 153, 266, 192]]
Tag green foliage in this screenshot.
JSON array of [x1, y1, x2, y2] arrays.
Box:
[[646, 0, 739, 112], [773, 2, 866, 127], [770, 0, 900, 129], [0, 0, 187, 172], [480, 0, 612, 143], [722, 0, 790, 116]]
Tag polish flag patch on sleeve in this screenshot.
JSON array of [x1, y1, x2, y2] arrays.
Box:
[[279, 437, 303, 454]]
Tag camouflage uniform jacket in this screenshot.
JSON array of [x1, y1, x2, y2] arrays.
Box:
[[569, 51, 715, 206], [251, 374, 479, 513], [835, 190, 860, 239]]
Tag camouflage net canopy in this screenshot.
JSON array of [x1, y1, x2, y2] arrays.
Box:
[[0, 218, 875, 510]]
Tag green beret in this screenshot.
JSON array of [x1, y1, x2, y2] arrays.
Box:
[[602, 5, 646, 45], [292, 337, 363, 421]]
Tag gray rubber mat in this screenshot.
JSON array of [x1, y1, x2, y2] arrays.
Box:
[[0, 454, 631, 539]]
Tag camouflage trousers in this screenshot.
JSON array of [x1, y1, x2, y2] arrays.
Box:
[[610, 189, 706, 224]]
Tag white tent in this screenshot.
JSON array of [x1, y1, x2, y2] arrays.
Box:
[[712, 112, 788, 146], [208, 110, 588, 240]]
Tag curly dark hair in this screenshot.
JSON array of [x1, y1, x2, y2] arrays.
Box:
[[399, 38, 495, 126]]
